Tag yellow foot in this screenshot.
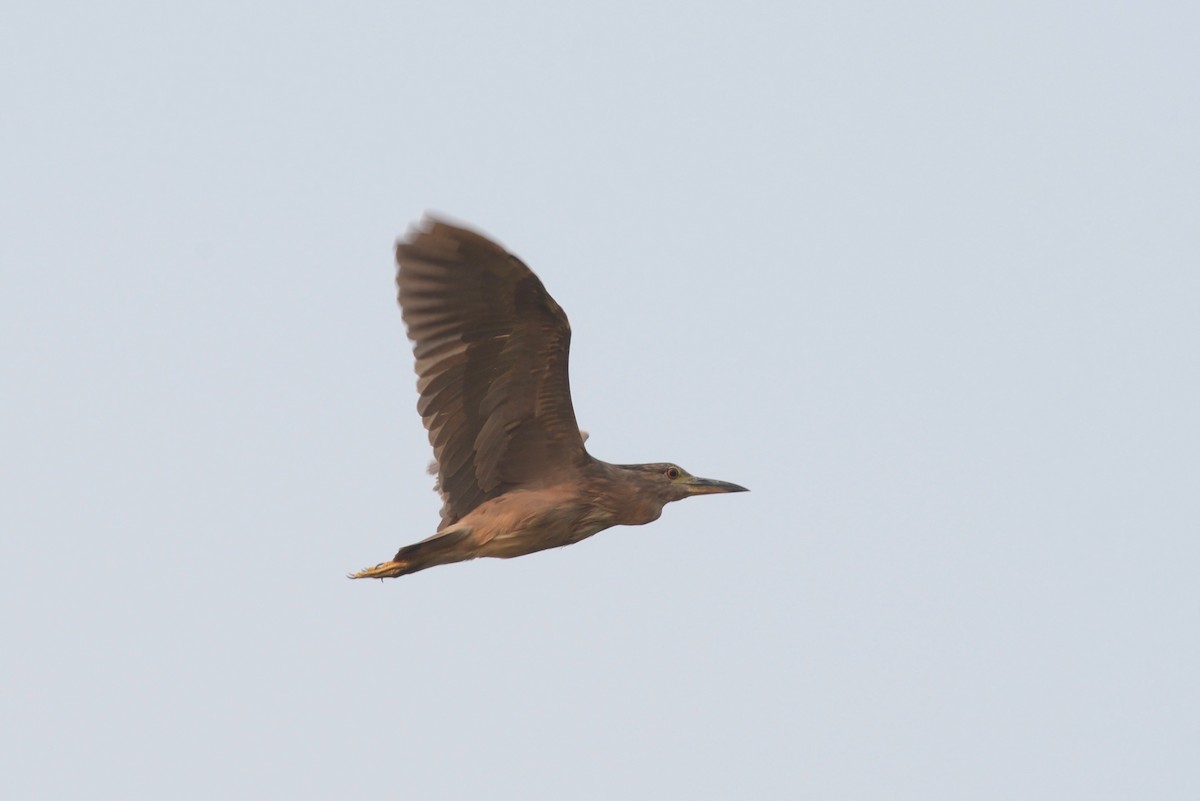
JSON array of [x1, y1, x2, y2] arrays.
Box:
[[348, 560, 409, 580]]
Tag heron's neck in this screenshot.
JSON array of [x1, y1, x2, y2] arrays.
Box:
[[603, 463, 665, 526]]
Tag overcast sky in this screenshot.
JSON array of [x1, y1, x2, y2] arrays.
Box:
[[3, 1, 1198, 799]]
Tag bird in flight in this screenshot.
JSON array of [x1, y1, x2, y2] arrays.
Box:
[[351, 217, 747, 580]]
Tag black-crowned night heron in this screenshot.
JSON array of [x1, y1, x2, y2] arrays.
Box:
[[352, 217, 746, 580]]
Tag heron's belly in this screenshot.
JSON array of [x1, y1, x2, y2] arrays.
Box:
[[464, 490, 615, 559]]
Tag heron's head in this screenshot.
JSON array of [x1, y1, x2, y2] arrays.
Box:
[[616, 462, 749, 505]]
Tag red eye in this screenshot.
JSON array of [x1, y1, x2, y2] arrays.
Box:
[[665, 467, 680, 480]]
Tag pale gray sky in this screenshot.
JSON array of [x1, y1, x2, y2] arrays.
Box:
[[3, 1, 1198, 799]]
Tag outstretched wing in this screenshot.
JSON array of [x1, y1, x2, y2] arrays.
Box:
[[396, 217, 590, 529]]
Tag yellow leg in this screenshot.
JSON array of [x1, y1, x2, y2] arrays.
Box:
[[347, 560, 410, 580]]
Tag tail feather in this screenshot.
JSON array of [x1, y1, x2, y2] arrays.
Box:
[[349, 527, 473, 580]]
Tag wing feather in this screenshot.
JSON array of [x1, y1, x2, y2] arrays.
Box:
[[395, 217, 590, 529]]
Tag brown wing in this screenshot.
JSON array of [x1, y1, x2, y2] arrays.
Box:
[[396, 217, 590, 529]]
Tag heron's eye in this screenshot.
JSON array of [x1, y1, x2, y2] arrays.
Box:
[[665, 467, 681, 480]]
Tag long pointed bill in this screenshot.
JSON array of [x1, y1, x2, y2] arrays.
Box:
[[683, 476, 750, 495]]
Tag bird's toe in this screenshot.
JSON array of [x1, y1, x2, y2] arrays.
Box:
[[348, 560, 409, 580]]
